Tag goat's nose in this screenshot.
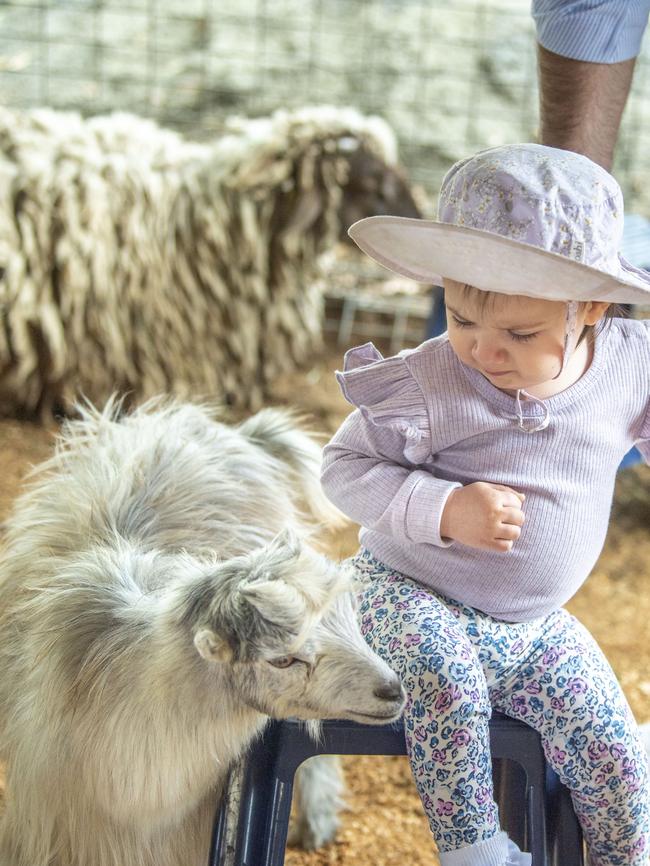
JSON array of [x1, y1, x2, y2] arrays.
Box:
[[374, 678, 404, 703]]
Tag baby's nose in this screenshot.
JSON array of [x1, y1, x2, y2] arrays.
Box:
[[472, 339, 506, 365]]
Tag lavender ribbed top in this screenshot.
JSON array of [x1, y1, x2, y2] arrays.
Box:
[[321, 319, 650, 622]]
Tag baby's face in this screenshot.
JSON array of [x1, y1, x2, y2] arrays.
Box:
[[443, 279, 581, 392]]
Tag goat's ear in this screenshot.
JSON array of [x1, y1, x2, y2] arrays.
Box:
[[240, 579, 306, 629], [268, 527, 301, 559], [194, 628, 233, 662]]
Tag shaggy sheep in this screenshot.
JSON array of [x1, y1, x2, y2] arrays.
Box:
[[0, 398, 405, 866], [0, 105, 420, 418]]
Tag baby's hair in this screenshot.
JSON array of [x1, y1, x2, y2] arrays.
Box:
[[456, 283, 628, 343]]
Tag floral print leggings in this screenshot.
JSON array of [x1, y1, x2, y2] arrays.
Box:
[[352, 550, 650, 866]]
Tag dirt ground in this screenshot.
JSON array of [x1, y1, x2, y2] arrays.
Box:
[[0, 341, 649, 866]]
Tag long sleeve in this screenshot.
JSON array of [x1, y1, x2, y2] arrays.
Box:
[[633, 320, 650, 464], [636, 392, 650, 465], [321, 343, 460, 548], [322, 410, 460, 547], [637, 413, 650, 463]]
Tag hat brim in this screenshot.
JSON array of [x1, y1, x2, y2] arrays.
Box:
[[348, 216, 650, 305]]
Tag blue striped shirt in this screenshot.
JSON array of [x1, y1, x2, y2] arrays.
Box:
[[532, 0, 650, 63]]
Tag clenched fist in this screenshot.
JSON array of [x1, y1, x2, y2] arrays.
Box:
[[440, 482, 525, 553]]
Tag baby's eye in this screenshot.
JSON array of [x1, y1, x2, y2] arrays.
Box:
[[451, 316, 473, 328], [509, 331, 539, 343]]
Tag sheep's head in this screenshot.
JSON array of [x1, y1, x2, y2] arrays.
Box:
[[263, 120, 421, 252], [337, 142, 422, 239], [188, 529, 404, 725]]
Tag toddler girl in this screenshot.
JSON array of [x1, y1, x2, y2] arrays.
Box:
[[321, 144, 650, 866]]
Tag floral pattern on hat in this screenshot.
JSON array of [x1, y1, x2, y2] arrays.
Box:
[[437, 144, 622, 272]]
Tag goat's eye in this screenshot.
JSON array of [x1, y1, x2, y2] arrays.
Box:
[[268, 656, 297, 669]]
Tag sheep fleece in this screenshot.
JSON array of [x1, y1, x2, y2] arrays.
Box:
[[0, 105, 403, 415]]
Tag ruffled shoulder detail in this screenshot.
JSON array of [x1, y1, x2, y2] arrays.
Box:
[[336, 342, 431, 463]]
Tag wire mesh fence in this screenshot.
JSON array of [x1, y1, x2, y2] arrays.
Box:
[[2, 0, 650, 211]]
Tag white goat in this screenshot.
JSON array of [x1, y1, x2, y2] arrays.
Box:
[[0, 398, 404, 866], [0, 105, 420, 417]]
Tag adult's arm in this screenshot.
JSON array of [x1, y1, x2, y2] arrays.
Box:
[[532, 0, 650, 169]]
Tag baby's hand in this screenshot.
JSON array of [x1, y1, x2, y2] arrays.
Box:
[[440, 482, 525, 553]]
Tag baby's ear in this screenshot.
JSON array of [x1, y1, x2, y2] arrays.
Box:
[[584, 301, 611, 325], [194, 628, 233, 662]]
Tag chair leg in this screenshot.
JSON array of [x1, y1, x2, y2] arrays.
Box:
[[222, 722, 320, 866], [209, 759, 245, 866], [493, 759, 527, 850], [545, 767, 585, 866], [490, 717, 548, 864], [234, 733, 293, 866]]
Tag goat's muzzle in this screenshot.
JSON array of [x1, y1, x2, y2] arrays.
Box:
[[373, 678, 404, 704]]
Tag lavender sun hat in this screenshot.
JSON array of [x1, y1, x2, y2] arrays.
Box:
[[348, 143, 650, 305]]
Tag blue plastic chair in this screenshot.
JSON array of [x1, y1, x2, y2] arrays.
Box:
[[209, 713, 584, 866]]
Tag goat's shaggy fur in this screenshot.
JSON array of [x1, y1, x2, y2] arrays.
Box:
[[0, 105, 419, 417], [0, 399, 404, 866]]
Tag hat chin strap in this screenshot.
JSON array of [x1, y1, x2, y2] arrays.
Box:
[[515, 301, 579, 433], [515, 390, 549, 432], [557, 300, 580, 378]]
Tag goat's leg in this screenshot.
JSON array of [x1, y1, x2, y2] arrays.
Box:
[[288, 755, 345, 850]]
